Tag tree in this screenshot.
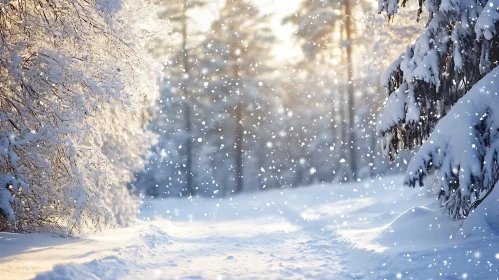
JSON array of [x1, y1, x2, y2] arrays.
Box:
[[197, 0, 275, 194], [285, 0, 361, 178], [344, 0, 357, 178], [377, 0, 499, 219], [135, 0, 206, 198], [0, 0, 164, 234]]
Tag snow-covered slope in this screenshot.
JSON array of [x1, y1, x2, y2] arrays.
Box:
[[1, 176, 498, 279]]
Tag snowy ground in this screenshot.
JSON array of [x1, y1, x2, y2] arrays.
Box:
[[1, 176, 499, 279]]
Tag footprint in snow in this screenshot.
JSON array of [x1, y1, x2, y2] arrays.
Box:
[[225, 256, 234, 260]]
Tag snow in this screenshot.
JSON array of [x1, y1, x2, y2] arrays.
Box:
[[461, 181, 499, 239], [2, 176, 499, 279], [404, 66, 499, 218], [476, 0, 499, 41], [380, 54, 403, 90], [377, 83, 408, 134], [0, 174, 18, 224]]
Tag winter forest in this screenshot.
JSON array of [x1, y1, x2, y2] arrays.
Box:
[[2, 0, 499, 279]]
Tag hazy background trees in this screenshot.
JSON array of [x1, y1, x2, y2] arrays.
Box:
[[133, 0, 420, 198]]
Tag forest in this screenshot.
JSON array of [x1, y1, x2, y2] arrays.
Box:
[[1, 0, 499, 279], [133, 0, 415, 198]]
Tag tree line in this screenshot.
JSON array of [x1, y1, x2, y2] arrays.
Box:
[[133, 0, 410, 198]]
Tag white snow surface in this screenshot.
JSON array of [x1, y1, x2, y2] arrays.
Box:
[[1, 176, 499, 279], [476, 0, 499, 40]]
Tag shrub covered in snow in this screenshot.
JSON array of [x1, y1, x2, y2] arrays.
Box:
[[378, 0, 499, 219], [0, 0, 165, 234]]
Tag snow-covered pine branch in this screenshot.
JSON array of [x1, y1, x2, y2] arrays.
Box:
[[405, 67, 499, 219], [377, 0, 499, 219], [0, 0, 166, 234]]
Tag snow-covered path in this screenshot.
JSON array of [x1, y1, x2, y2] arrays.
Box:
[[125, 214, 342, 279], [1, 190, 345, 279], [2, 176, 499, 279]]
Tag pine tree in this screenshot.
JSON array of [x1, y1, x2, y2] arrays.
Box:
[[198, 0, 275, 194], [166, 0, 205, 197], [285, 0, 360, 178], [135, 0, 205, 197], [378, 0, 499, 219]]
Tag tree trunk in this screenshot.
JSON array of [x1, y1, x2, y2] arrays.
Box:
[[235, 103, 243, 193], [337, 23, 351, 181], [344, 0, 357, 178], [182, 0, 194, 196], [231, 40, 244, 193]]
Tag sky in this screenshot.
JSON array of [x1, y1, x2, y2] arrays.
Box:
[[190, 0, 302, 62], [252, 0, 302, 61]]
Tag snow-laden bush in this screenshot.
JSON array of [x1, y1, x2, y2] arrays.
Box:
[[377, 0, 499, 219], [0, 0, 165, 234]]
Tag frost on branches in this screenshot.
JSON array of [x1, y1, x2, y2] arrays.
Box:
[[377, 0, 499, 219], [0, 0, 165, 234]]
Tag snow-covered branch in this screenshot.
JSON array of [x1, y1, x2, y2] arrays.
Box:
[[0, 0, 165, 234]]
